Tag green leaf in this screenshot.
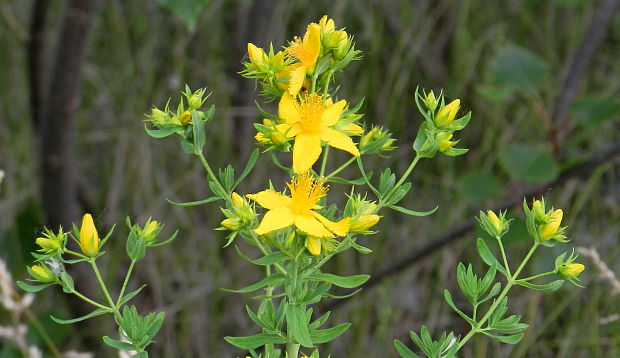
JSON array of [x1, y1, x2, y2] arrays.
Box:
[[459, 171, 504, 200], [235, 248, 289, 266], [192, 111, 206, 155], [310, 323, 351, 344], [51, 308, 110, 324], [60, 272, 74, 293], [499, 144, 559, 184], [571, 96, 620, 129], [305, 273, 370, 289], [326, 176, 368, 186], [166, 196, 219, 207], [157, 0, 209, 30], [126, 231, 146, 261], [234, 149, 260, 188], [516, 279, 564, 292], [119, 285, 147, 305], [481, 332, 525, 344], [387, 204, 438, 217], [476, 238, 507, 276], [144, 125, 179, 138], [286, 305, 313, 347], [394, 339, 420, 358], [102, 336, 135, 351], [222, 273, 285, 293], [224, 333, 286, 350], [490, 44, 548, 94], [443, 290, 476, 326], [16, 281, 53, 293]]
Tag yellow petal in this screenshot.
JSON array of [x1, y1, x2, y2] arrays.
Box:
[[340, 123, 364, 135], [320, 128, 360, 157], [295, 214, 333, 238], [275, 123, 301, 138], [254, 207, 296, 235], [293, 133, 322, 173], [288, 65, 307, 96], [79, 213, 100, 257], [246, 190, 292, 210], [279, 92, 301, 124], [313, 212, 350, 236], [302, 23, 321, 66], [247, 43, 264, 63], [320, 99, 347, 127], [305, 236, 322, 256]]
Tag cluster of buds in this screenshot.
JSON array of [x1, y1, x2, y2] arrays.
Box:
[[478, 210, 510, 238], [254, 118, 292, 151], [524, 198, 567, 246], [242, 16, 360, 101], [344, 194, 381, 234], [33, 227, 66, 260], [413, 89, 471, 158], [220, 193, 257, 233], [145, 86, 215, 156], [359, 126, 396, 155]]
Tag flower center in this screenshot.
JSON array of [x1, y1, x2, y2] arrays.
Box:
[[287, 174, 327, 214], [298, 94, 324, 133], [286, 37, 313, 66]]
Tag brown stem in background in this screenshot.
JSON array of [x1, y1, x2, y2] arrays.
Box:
[[324, 142, 620, 312], [28, 0, 51, 132], [550, 0, 620, 148], [40, 0, 100, 228]]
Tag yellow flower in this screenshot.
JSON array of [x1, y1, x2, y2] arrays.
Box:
[[277, 92, 360, 173], [247, 174, 349, 243], [284, 23, 321, 96], [435, 99, 460, 128], [558, 263, 585, 279], [79, 213, 100, 257], [28, 265, 55, 283], [539, 209, 563, 241]]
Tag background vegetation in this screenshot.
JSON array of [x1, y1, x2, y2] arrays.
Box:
[[1, 0, 620, 356]]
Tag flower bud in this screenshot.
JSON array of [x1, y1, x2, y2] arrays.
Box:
[[349, 214, 380, 232], [221, 218, 241, 231], [79, 213, 100, 257], [538, 209, 563, 241], [558, 263, 585, 279], [305, 236, 322, 256], [231, 192, 245, 210], [479, 210, 509, 237], [179, 110, 191, 125], [28, 264, 56, 283], [436, 132, 456, 153], [423, 90, 439, 112], [359, 126, 396, 154], [147, 107, 170, 126], [247, 43, 267, 71], [141, 220, 161, 243], [318, 15, 335, 33], [435, 99, 460, 128]]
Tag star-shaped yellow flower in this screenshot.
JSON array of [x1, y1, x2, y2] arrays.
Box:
[[285, 23, 321, 96], [247, 174, 349, 251], [277, 92, 360, 173]]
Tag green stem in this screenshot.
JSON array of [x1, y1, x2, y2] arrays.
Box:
[[249, 233, 287, 275], [23, 307, 64, 358], [319, 146, 330, 177], [378, 154, 422, 209], [90, 260, 122, 321], [116, 259, 136, 306], [70, 289, 111, 311], [518, 271, 555, 283], [455, 243, 539, 351], [197, 152, 232, 206], [325, 157, 355, 179], [287, 342, 300, 358], [64, 249, 88, 259], [496, 235, 511, 277]]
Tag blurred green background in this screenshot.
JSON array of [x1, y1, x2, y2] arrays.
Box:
[[1, 0, 620, 357]]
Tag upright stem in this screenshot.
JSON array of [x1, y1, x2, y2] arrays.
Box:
[[116, 259, 136, 306], [455, 243, 539, 351], [496, 235, 511, 277], [197, 152, 232, 206], [377, 154, 422, 209], [319, 146, 330, 177], [90, 260, 122, 321], [324, 157, 355, 179]]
